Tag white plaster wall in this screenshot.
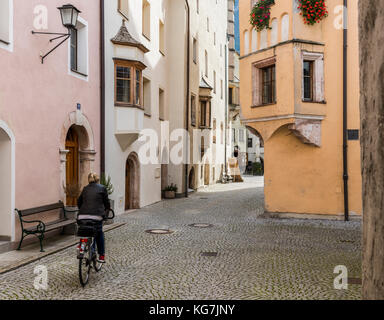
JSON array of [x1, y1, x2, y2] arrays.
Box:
[[195, 0, 227, 186], [105, 0, 167, 213]]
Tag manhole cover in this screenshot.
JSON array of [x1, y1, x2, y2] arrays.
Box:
[[340, 239, 355, 243], [200, 197, 209, 200], [348, 277, 362, 285], [145, 229, 174, 235], [189, 223, 214, 228], [201, 252, 218, 257]]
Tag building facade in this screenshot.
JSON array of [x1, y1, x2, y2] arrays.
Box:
[[239, 0, 362, 216], [104, 0, 169, 213], [166, 0, 228, 193], [0, 0, 101, 244]]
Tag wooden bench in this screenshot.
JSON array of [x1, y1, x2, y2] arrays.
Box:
[[15, 201, 77, 252]]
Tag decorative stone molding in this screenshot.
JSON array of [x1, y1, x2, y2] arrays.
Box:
[[288, 119, 322, 147], [79, 149, 97, 162], [59, 149, 69, 163]]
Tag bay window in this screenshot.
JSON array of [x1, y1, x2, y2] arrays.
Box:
[[114, 59, 144, 108]]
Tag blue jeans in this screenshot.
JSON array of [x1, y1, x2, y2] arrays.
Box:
[[91, 222, 105, 256]]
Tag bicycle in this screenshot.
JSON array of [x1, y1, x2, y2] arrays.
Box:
[[76, 209, 115, 287]]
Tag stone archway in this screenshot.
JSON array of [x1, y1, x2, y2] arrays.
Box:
[[125, 152, 140, 210], [189, 167, 196, 190], [60, 111, 96, 204], [0, 121, 15, 241]]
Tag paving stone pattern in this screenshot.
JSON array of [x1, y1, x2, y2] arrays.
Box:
[[0, 177, 362, 300]]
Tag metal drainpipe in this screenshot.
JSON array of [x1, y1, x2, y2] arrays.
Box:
[[343, 0, 349, 221], [184, 0, 190, 198], [224, 42, 228, 178], [100, 0, 106, 175]]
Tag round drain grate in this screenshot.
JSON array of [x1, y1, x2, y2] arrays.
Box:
[[145, 229, 174, 235], [189, 223, 214, 228], [201, 252, 218, 257]]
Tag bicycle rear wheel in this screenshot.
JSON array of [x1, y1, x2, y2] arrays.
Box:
[[79, 243, 91, 287]]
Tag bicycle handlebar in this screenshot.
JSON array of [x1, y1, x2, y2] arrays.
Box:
[[104, 208, 115, 221]]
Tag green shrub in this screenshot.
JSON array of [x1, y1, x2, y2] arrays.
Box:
[[100, 174, 114, 195], [252, 162, 264, 176], [164, 184, 178, 192]]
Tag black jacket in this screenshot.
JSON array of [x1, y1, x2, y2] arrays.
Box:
[[77, 183, 110, 218]]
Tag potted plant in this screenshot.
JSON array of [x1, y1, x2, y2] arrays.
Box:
[[164, 184, 178, 199], [100, 172, 115, 208], [63, 183, 82, 219]]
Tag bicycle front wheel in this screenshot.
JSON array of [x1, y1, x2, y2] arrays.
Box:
[[79, 257, 91, 287]]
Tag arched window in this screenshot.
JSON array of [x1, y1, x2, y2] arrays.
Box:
[[271, 19, 278, 45], [259, 29, 267, 50], [244, 30, 249, 55], [281, 14, 289, 42], [251, 28, 258, 52]]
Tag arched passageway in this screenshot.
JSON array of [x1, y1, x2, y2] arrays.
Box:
[[125, 152, 140, 210], [0, 126, 13, 240]]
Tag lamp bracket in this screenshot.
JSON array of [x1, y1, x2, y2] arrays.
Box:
[[31, 30, 71, 64]]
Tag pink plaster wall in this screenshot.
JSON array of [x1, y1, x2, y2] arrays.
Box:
[[0, 0, 101, 210]]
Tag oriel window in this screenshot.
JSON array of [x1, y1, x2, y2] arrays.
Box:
[[303, 60, 314, 101], [114, 60, 144, 107], [200, 101, 207, 127], [262, 65, 276, 104]]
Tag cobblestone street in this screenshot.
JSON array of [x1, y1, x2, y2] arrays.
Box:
[[0, 177, 362, 300]]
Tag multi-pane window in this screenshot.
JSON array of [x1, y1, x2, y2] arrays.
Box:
[[159, 88, 165, 120], [239, 129, 244, 142], [70, 28, 77, 71], [213, 71, 216, 94], [200, 101, 207, 127], [301, 52, 325, 102], [118, 0, 129, 19], [220, 122, 224, 144], [0, 0, 11, 45], [159, 20, 165, 54], [143, 77, 151, 115], [303, 60, 314, 101], [261, 65, 276, 104], [114, 60, 143, 107], [199, 100, 211, 128], [142, 0, 151, 40], [248, 138, 253, 148], [229, 87, 233, 104], [135, 69, 141, 105], [213, 119, 217, 144], [191, 95, 196, 127], [116, 65, 132, 103]]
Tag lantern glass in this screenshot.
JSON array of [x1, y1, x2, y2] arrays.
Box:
[[58, 4, 81, 29]]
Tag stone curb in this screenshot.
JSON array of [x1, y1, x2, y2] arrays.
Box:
[[0, 223, 126, 275]]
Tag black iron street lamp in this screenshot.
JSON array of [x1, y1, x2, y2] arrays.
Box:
[[31, 4, 81, 64]]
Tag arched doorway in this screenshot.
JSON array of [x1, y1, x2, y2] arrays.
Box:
[[0, 126, 13, 240], [161, 147, 169, 192], [204, 163, 210, 185], [65, 127, 79, 206], [189, 167, 195, 190], [125, 152, 140, 210]]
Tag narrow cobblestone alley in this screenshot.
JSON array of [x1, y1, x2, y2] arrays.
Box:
[[0, 177, 362, 300]]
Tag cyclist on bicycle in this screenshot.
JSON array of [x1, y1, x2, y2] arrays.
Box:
[[77, 172, 110, 263]]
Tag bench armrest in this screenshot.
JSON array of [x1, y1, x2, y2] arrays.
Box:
[[21, 219, 46, 233]]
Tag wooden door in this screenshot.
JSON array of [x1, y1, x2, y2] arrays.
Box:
[[204, 164, 210, 186], [65, 128, 79, 206], [125, 160, 131, 210]]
